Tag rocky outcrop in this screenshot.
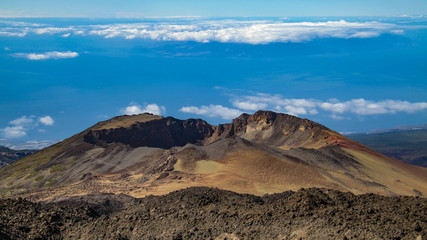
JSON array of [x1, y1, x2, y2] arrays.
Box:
[[233, 111, 334, 148], [84, 117, 215, 149]]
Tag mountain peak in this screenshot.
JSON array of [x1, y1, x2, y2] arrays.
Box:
[[92, 113, 163, 130], [84, 111, 335, 150], [1, 111, 426, 201], [249, 110, 278, 122]]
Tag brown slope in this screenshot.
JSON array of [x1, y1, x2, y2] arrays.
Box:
[[0, 111, 426, 201]]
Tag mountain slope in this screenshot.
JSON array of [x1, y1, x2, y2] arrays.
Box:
[[347, 129, 427, 167], [1, 111, 426, 200]]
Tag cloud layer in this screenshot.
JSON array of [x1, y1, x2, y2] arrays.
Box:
[[88, 20, 407, 44], [121, 103, 166, 116], [233, 94, 427, 117], [13, 51, 79, 60], [180, 93, 427, 120], [0, 19, 416, 44], [0, 115, 55, 138]]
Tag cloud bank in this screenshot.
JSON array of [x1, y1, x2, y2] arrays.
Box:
[[0, 19, 417, 44], [121, 103, 166, 116], [0, 115, 55, 138], [13, 51, 79, 60], [180, 93, 427, 120], [231, 93, 427, 117], [83, 20, 408, 44]]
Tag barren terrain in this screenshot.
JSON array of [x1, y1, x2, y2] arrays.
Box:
[[1, 187, 426, 239], [1, 111, 427, 201]]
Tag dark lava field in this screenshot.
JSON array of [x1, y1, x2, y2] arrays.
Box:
[[0, 187, 426, 239]]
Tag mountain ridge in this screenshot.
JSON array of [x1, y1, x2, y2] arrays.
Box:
[[342, 123, 427, 136], [1, 110, 426, 201]]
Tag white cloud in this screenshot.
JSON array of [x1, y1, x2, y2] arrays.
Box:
[[121, 103, 166, 115], [1, 126, 27, 138], [180, 105, 242, 120], [233, 94, 319, 116], [319, 102, 348, 114], [231, 93, 427, 118], [284, 106, 308, 116], [232, 100, 268, 111], [34, 27, 74, 35], [9, 115, 34, 126], [143, 104, 166, 115], [318, 99, 427, 115], [0, 19, 417, 44], [13, 51, 79, 60], [1, 115, 54, 138], [61, 33, 71, 38], [122, 105, 143, 115], [83, 20, 407, 44], [181, 92, 427, 120], [39, 116, 54, 126], [0, 31, 27, 37]]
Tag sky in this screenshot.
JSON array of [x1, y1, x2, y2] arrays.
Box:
[[0, 2, 426, 149], [1, 0, 427, 18]]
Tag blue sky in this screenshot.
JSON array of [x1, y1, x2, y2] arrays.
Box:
[[0, 11, 427, 149], [1, 0, 427, 18]]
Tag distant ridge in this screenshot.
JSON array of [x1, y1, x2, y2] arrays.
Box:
[[344, 123, 427, 135], [348, 128, 427, 167], [1, 111, 426, 201], [0, 146, 36, 169]]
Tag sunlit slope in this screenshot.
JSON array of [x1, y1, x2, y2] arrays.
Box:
[[340, 147, 427, 196], [1, 111, 426, 201]]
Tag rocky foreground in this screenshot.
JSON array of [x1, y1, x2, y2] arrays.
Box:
[[0, 187, 426, 239]]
